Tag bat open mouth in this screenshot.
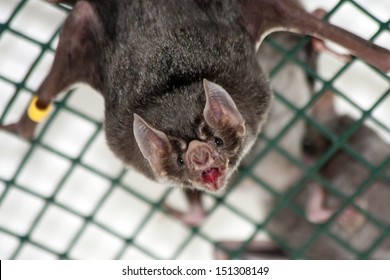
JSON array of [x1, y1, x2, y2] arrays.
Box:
[[202, 167, 223, 191]]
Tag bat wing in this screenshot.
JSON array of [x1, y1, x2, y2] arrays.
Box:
[[237, 0, 390, 72], [0, 1, 103, 139]]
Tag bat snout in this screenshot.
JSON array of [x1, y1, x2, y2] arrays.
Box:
[[186, 140, 230, 192], [186, 140, 215, 170]]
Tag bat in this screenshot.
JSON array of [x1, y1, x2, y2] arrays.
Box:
[[166, 30, 315, 226], [1, 0, 389, 199], [215, 92, 390, 259]]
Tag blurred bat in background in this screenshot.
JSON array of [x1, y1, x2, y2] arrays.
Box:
[[215, 92, 390, 259]]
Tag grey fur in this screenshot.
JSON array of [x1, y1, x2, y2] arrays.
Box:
[[268, 113, 390, 259]]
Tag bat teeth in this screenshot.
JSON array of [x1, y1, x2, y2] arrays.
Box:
[[201, 167, 222, 188]]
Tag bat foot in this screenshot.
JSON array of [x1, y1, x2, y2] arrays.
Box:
[[306, 182, 336, 224], [337, 206, 366, 235], [306, 205, 336, 224], [162, 203, 206, 227]]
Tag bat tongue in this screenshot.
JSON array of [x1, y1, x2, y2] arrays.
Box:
[[202, 168, 221, 190]]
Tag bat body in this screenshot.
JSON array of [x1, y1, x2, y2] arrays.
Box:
[[2, 0, 389, 196]]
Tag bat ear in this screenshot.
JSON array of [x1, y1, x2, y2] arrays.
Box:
[[133, 114, 171, 168], [203, 79, 246, 135], [312, 91, 336, 121]]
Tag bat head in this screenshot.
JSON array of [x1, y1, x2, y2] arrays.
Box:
[[133, 79, 251, 193]]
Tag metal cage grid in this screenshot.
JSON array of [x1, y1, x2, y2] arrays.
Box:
[[0, 0, 389, 259]]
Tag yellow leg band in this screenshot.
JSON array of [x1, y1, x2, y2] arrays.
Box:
[[27, 96, 52, 123]]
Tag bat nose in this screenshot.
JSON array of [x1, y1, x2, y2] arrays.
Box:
[[192, 148, 211, 167], [186, 140, 214, 170]]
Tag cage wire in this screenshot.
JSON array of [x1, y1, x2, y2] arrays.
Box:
[[0, 0, 389, 260]]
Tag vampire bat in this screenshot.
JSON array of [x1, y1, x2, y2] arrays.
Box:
[[1, 0, 389, 196], [166, 29, 315, 226], [215, 92, 390, 260]]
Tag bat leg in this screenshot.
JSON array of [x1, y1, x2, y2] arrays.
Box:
[[163, 189, 206, 227], [214, 240, 286, 260], [306, 182, 336, 224], [0, 1, 101, 140]]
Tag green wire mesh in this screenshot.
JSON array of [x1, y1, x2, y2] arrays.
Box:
[[0, 0, 389, 259]]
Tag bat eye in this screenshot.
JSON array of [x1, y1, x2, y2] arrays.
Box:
[[177, 156, 185, 166], [302, 137, 318, 155], [214, 137, 224, 147]]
